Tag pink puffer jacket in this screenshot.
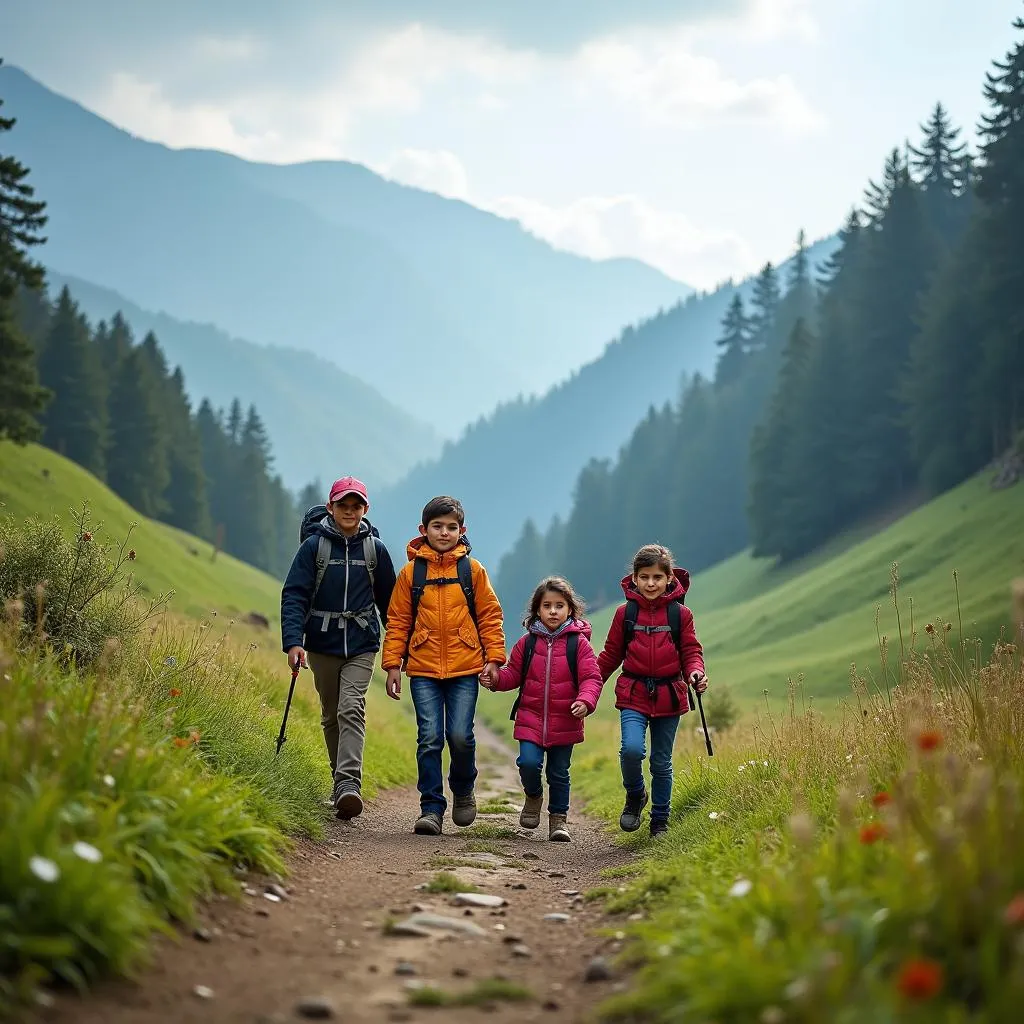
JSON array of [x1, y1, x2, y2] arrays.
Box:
[[494, 619, 605, 748]]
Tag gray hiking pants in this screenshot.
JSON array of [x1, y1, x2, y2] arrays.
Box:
[[307, 651, 375, 793]]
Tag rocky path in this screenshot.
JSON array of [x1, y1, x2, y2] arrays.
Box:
[[34, 728, 636, 1024]]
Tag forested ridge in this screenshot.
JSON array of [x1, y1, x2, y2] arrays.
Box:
[[497, 18, 1024, 618]]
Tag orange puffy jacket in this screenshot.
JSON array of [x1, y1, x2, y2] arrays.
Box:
[[382, 537, 506, 680]]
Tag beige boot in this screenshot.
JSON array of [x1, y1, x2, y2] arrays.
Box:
[[520, 792, 543, 830], [549, 813, 571, 842]]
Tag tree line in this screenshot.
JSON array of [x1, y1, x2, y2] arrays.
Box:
[[497, 16, 1024, 618]]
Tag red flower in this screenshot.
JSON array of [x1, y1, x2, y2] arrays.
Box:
[[128, 549, 137, 561], [925, 623, 935, 635], [859, 822, 888, 845], [173, 737, 190, 748], [169, 688, 181, 698], [872, 791, 892, 808], [81, 531, 93, 543], [1004, 893, 1024, 927], [916, 730, 942, 752], [896, 957, 943, 1000]]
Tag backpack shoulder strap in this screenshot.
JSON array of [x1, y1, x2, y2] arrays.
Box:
[[457, 555, 478, 627], [313, 535, 332, 600], [511, 634, 538, 721], [667, 599, 682, 650], [566, 631, 580, 689], [362, 533, 377, 591], [406, 557, 428, 653], [623, 599, 639, 648]]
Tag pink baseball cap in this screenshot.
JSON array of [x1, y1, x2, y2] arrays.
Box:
[[328, 476, 369, 504]]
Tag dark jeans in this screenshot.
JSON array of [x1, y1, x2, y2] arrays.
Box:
[[620, 709, 680, 825], [410, 675, 479, 815], [517, 741, 574, 815]]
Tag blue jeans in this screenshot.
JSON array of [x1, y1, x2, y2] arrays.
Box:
[[410, 676, 479, 815], [517, 741, 574, 815], [619, 709, 680, 825]]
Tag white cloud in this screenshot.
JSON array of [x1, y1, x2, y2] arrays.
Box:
[[377, 148, 471, 200], [574, 32, 824, 134], [488, 194, 757, 288]]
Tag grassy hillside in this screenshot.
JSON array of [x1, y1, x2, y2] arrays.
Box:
[[0, 442, 281, 624], [585, 472, 1024, 708]]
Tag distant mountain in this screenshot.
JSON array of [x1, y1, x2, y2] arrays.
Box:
[[2, 65, 692, 430], [44, 271, 439, 491], [371, 236, 839, 563]]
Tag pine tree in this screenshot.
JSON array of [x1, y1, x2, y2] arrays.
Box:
[[0, 66, 50, 442], [226, 399, 243, 445], [196, 399, 232, 548], [37, 287, 107, 475], [106, 344, 168, 516], [909, 103, 972, 243], [297, 479, 323, 512], [162, 367, 210, 536], [748, 262, 781, 349], [232, 405, 275, 570], [96, 311, 133, 374], [714, 294, 751, 389], [971, 15, 1024, 452], [497, 519, 547, 624]]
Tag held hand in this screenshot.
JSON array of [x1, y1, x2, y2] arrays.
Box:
[[479, 673, 495, 691], [690, 671, 708, 694], [287, 646, 307, 671], [570, 700, 589, 718], [482, 661, 501, 687], [386, 668, 403, 700]]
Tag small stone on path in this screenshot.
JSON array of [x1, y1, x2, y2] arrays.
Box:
[[510, 882, 527, 890], [453, 966, 470, 977], [295, 995, 337, 1019], [193, 985, 214, 999], [584, 957, 613, 983], [265, 883, 289, 900], [395, 961, 417, 976], [192, 927, 212, 942], [453, 892, 506, 908], [511, 944, 532, 958], [394, 912, 488, 937], [522, 852, 540, 860], [543, 913, 570, 923], [561, 889, 580, 896], [548, 871, 566, 878]]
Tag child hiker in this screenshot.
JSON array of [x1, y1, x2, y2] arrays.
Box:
[[482, 576, 605, 842], [382, 496, 506, 836], [597, 544, 707, 837], [281, 477, 397, 820]]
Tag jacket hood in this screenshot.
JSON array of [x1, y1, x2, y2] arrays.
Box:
[[316, 515, 373, 543], [528, 616, 593, 641], [405, 533, 472, 563], [620, 567, 691, 606]]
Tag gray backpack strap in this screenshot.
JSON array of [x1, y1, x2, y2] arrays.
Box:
[[313, 535, 332, 600], [362, 534, 377, 591]]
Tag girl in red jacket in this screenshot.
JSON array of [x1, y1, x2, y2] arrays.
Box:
[[597, 544, 708, 837], [484, 576, 605, 842]]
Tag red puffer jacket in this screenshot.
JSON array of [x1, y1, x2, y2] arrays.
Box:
[[597, 569, 705, 718], [494, 619, 606, 748]]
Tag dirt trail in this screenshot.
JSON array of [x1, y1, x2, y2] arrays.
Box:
[[34, 727, 636, 1024]]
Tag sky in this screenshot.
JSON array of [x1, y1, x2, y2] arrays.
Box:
[[2, 0, 1020, 289]]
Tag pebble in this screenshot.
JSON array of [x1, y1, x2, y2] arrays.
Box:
[[510, 882, 528, 890], [263, 892, 281, 903], [192, 927, 213, 942], [502, 934, 525, 944], [395, 962, 418, 976], [193, 985, 214, 999], [548, 871, 566, 878], [392, 912, 487, 937], [256, 908, 270, 917], [295, 996, 337, 1019], [543, 913, 570, 923], [560, 890, 580, 897], [243, 886, 258, 897], [543, 1000, 561, 1012], [453, 892, 506, 908], [522, 852, 540, 860], [265, 883, 289, 900], [452, 966, 470, 978], [511, 944, 532, 958], [584, 957, 613, 983]]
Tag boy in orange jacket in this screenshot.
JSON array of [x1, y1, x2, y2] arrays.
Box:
[[383, 496, 506, 835]]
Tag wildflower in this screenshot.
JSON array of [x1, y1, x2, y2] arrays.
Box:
[[173, 737, 190, 748], [845, 754, 853, 762], [72, 841, 102, 863], [190, 730, 201, 744], [872, 791, 892, 808], [128, 549, 136, 560], [164, 656, 177, 668], [859, 822, 887, 845], [81, 531, 93, 543], [169, 688, 182, 698], [29, 856, 60, 882], [708, 811, 720, 820], [729, 878, 752, 898], [896, 957, 943, 1000], [738, 765, 746, 772], [916, 730, 942, 752], [925, 623, 934, 635], [1004, 894, 1024, 927], [944, 623, 952, 632], [102, 774, 115, 787]]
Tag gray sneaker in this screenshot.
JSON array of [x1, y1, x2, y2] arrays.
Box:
[[334, 790, 363, 820], [414, 811, 443, 836], [451, 790, 477, 827]]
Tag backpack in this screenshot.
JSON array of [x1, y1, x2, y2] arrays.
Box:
[[622, 596, 683, 653], [299, 505, 379, 602], [404, 550, 478, 657], [509, 629, 580, 721]]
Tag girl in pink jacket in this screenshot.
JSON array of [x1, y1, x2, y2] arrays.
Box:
[[483, 576, 605, 842]]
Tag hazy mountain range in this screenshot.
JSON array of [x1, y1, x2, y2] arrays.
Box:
[[1, 65, 692, 430]]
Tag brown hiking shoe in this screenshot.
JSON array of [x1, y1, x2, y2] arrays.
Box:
[[452, 790, 477, 827], [414, 811, 443, 836], [520, 793, 543, 830], [549, 813, 571, 842]]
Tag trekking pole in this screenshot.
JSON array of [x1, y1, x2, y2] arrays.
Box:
[[689, 683, 714, 757], [276, 668, 299, 756]]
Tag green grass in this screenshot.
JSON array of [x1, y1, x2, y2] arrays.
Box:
[[0, 442, 282, 623], [0, 459, 418, 1013], [586, 472, 1024, 707], [408, 978, 533, 1007], [421, 871, 476, 894]]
